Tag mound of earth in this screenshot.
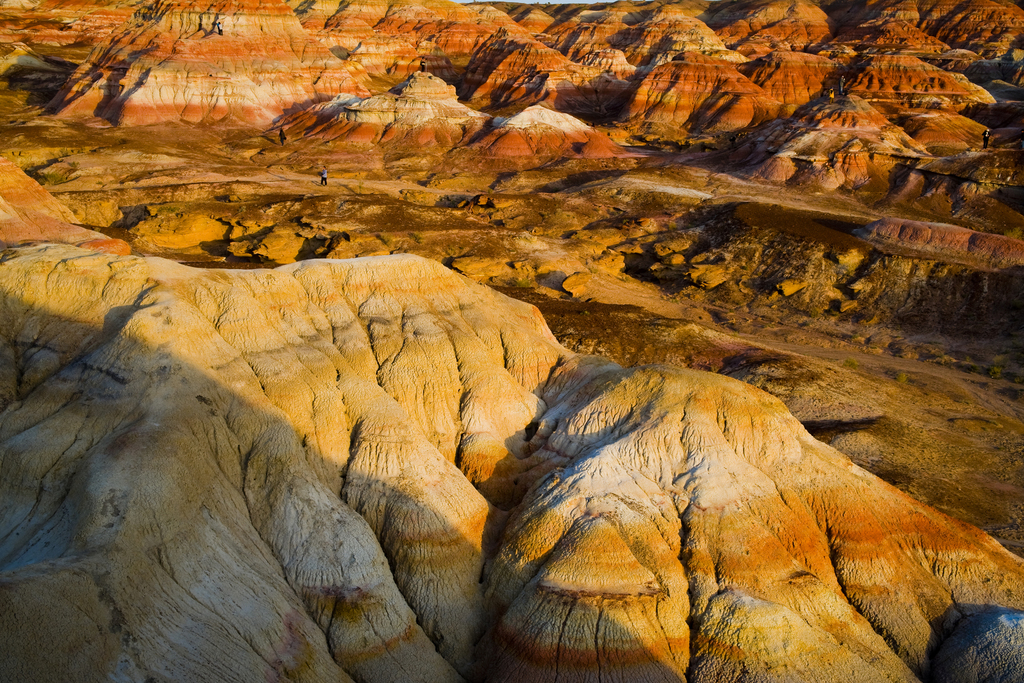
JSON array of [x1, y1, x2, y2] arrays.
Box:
[[279, 71, 487, 146], [2, 245, 1024, 682], [470, 105, 626, 159]]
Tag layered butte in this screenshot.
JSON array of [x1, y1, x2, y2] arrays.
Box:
[[47, 0, 369, 125], [1, 245, 1023, 682]]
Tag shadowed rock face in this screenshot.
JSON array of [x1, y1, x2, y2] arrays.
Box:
[[459, 28, 623, 114], [46, 0, 369, 125], [2, 245, 1024, 682], [622, 52, 782, 132]]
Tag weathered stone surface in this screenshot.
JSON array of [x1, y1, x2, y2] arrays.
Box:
[[1, 246, 1023, 682], [932, 608, 1024, 683]]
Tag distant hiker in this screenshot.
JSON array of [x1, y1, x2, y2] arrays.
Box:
[[279, 129, 286, 146], [320, 167, 327, 186], [215, 20, 223, 35], [419, 60, 426, 72], [828, 88, 835, 103], [838, 76, 845, 96], [983, 129, 991, 149]]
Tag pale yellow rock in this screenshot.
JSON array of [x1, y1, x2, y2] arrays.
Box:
[[778, 278, 808, 296], [1, 246, 1023, 683]]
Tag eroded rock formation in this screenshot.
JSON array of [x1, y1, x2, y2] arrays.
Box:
[[0, 157, 129, 253], [622, 52, 782, 132], [279, 71, 486, 146], [470, 105, 626, 159], [47, 0, 369, 125], [2, 245, 1024, 682]]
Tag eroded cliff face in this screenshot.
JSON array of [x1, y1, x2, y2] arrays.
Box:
[[1, 245, 1023, 683]]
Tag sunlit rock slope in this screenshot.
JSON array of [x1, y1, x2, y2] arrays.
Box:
[[1, 245, 1023, 682]]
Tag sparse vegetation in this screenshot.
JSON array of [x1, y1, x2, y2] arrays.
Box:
[[989, 365, 1003, 379], [843, 358, 859, 369], [895, 372, 909, 383]]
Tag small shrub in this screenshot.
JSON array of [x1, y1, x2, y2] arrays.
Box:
[[989, 365, 1003, 379], [843, 358, 859, 369], [895, 372, 909, 383], [513, 278, 532, 288], [410, 232, 424, 244], [36, 169, 74, 185], [377, 233, 395, 248]]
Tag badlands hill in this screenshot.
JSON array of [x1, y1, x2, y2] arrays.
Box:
[[4, 0, 1024, 680], [2, 244, 1024, 683]]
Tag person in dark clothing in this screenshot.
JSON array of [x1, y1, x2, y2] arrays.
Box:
[[279, 129, 286, 146], [215, 20, 223, 35], [320, 167, 327, 186], [983, 129, 991, 149], [838, 75, 845, 96]]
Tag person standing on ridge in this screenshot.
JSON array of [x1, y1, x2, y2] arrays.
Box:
[[279, 129, 286, 146], [838, 76, 845, 96], [320, 167, 327, 186], [215, 20, 223, 35], [983, 129, 991, 149], [828, 88, 835, 103]]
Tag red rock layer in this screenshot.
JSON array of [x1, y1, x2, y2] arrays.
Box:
[[310, 0, 526, 67], [855, 217, 1024, 268], [622, 52, 782, 132], [48, 0, 369, 126], [551, 5, 741, 67], [460, 29, 629, 115], [347, 34, 418, 75], [0, 157, 129, 254], [705, 0, 833, 52], [739, 50, 839, 106], [828, 17, 951, 56], [0, 0, 139, 45], [898, 110, 988, 155], [508, 6, 554, 33], [826, 0, 1024, 58], [839, 53, 995, 110]]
